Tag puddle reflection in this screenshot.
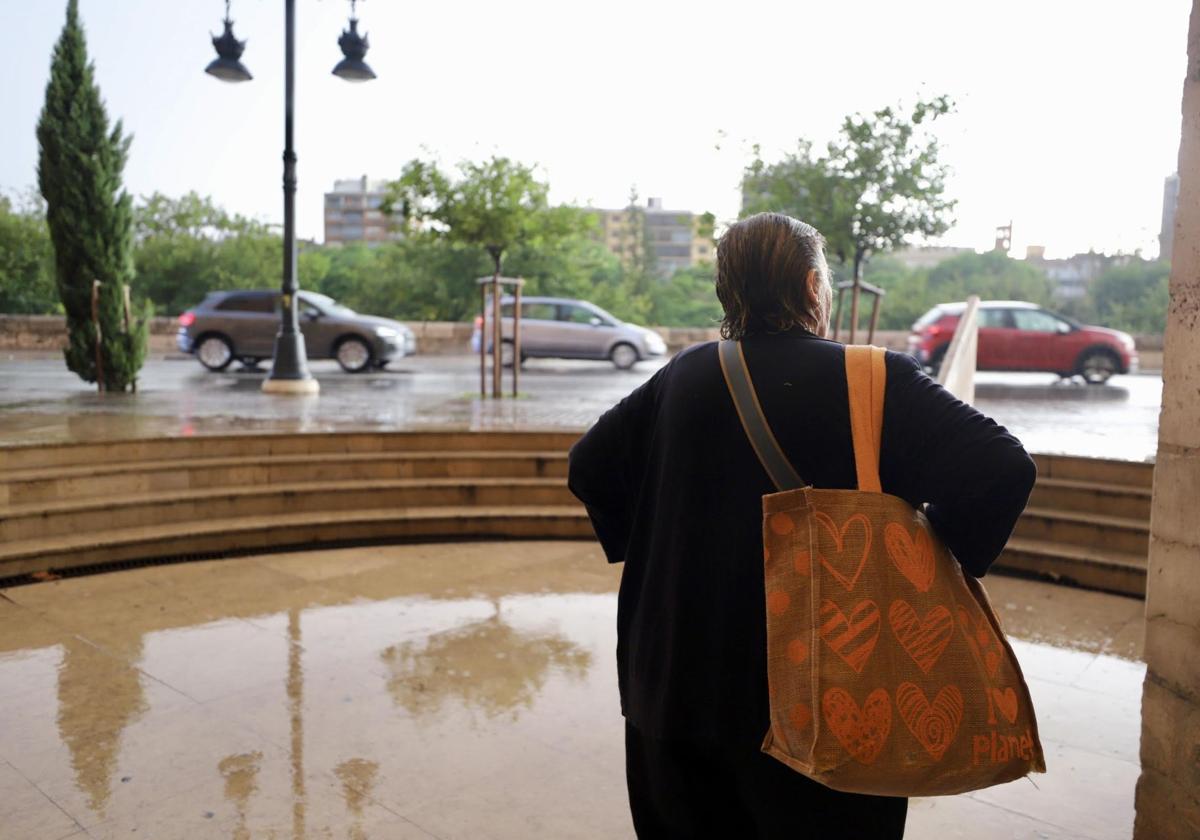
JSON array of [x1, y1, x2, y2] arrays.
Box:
[[0, 552, 1147, 837], [57, 636, 148, 819], [381, 608, 591, 721]]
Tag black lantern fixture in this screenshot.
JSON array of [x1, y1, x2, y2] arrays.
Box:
[[332, 0, 376, 82], [205, 1, 252, 82]]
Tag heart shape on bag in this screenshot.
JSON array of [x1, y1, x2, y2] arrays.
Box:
[[789, 702, 813, 731], [814, 511, 872, 591], [889, 600, 953, 674], [819, 598, 881, 673], [896, 682, 964, 761], [823, 687, 891, 765], [884, 522, 935, 592], [992, 687, 1019, 724], [957, 606, 1003, 680]]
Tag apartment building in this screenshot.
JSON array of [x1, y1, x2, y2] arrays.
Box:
[[591, 197, 714, 276], [323, 176, 398, 245]]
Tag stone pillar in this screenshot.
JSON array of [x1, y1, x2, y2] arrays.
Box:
[[1135, 2, 1200, 837]]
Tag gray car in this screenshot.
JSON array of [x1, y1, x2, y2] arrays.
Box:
[[178, 290, 417, 372], [470, 296, 667, 369]]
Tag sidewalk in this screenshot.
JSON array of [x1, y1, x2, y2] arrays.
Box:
[[0, 355, 1164, 461], [0, 541, 1143, 839]]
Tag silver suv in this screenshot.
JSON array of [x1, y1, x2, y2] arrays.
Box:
[[178, 290, 417, 373], [470, 296, 667, 369]]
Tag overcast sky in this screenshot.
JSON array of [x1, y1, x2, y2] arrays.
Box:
[[0, 0, 1190, 259]]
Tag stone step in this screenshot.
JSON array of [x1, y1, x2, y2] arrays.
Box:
[[0, 451, 569, 506], [1027, 477, 1152, 520], [1032, 452, 1154, 489], [996, 536, 1147, 597], [0, 478, 578, 543], [1014, 506, 1149, 557], [0, 505, 593, 580], [0, 430, 582, 471]]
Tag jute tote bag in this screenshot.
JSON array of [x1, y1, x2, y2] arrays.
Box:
[[719, 341, 1045, 797]]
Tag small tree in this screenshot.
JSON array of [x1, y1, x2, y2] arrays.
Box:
[[386, 156, 576, 279], [37, 0, 147, 391], [743, 96, 956, 336], [385, 156, 585, 395]]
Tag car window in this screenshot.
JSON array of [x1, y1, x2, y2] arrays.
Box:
[[1012, 309, 1064, 333], [560, 305, 597, 324], [216, 294, 274, 313], [521, 303, 557, 320], [978, 309, 1012, 328]]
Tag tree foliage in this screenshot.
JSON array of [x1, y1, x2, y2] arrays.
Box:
[[384, 156, 586, 275], [1086, 261, 1170, 334], [742, 96, 957, 285], [132, 192, 279, 314], [36, 0, 147, 390], [0, 194, 58, 314]]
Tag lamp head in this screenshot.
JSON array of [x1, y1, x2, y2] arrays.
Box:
[[333, 17, 376, 82], [206, 17, 252, 82]]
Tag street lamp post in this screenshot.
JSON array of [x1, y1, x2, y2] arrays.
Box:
[[206, 0, 376, 395]]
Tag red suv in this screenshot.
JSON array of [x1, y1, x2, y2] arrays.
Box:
[[908, 301, 1137, 384]]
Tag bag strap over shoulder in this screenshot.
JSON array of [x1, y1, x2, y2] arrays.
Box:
[[845, 345, 886, 493], [718, 340, 807, 491]]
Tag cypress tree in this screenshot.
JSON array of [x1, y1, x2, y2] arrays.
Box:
[[37, 0, 148, 391]]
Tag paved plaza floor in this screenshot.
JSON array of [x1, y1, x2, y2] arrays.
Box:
[[0, 355, 1162, 461], [0, 542, 1144, 839]]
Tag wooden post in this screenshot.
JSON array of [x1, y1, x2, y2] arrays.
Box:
[[122, 284, 132, 334], [848, 279, 861, 345], [831, 286, 845, 342], [868, 293, 882, 345], [479, 283, 486, 398], [491, 273, 501, 399], [91, 279, 105, 393], [512, 280, 522, 398]]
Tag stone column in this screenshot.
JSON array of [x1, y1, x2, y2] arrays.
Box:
[[1135, 2, 1200, 837]]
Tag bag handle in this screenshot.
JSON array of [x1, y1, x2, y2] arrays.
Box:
[[718, 340, 807, 491], [845, 346, 886, 493]]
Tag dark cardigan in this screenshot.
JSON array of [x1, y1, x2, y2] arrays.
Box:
[[568, 329, 1036, 745]]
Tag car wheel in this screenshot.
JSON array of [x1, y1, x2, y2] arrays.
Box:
[[610, 342, 639, 370], [499, 340, 527, 369], [196, 334, 234, 371], [335, 336, 373, 373], [925, 346, 946, 378], [1076, 349, 1118, 385]]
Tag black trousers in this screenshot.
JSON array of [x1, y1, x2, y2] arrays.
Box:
[[625, 722, 908, 839]]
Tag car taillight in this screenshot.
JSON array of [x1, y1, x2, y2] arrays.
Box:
[[925, 324, 943, 337], [474, 315, 483, 328], [178, 311, 195, 328]]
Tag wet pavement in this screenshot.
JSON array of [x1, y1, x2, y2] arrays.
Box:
[[0, 542, 1144, 839], [0, 355, 1162, 461]]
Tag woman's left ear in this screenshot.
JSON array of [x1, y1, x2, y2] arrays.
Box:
[[806, 268, 819, 298]]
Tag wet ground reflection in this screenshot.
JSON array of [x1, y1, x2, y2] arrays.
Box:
[[0, 544, 1144, 839], [381, 609, 591, 721]]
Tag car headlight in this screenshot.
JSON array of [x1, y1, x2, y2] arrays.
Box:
[[374, 326, 399, 338], [645, 332, 667, 353], [1120, 333, 1136, 350]]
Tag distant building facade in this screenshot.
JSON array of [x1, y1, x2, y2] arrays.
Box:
[[324, 177, 397, 246], [1160, 172, 1179, 264], [1024, 247, 1135, 300], [890, 245, 974, 270], [590, 197, 713, 277]]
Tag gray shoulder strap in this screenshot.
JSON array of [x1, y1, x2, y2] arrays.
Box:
[[718, 340, 807, 491]]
